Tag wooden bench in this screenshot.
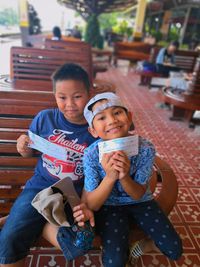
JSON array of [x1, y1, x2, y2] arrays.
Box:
[[163, 57, 200, 127], [10, 46, 93, 89], [113, 41, 152, 66], [44, 38, 112, 79], [0, 45, 115, 94], [0, 111, 179, 265]]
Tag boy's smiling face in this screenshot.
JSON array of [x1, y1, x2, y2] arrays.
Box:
[[89, 100, 132, 140], [55, 79, 89, 124]]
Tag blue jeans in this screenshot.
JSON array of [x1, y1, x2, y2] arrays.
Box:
[[0, 180, 90, 264], [95, 200, 182, 267], [0, 188, 46, 264]]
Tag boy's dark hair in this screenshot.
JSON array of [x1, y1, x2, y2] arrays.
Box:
[[170, 40, 180, 49], [52, 63, 90, 92], [52, 26, 62, 40]]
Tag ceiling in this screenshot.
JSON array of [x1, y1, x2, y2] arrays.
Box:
[[57, 0, 137, 19], [58, 0, 200, 19]]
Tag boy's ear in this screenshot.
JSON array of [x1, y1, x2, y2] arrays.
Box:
[[127, 111, 133, 123], [88, 126, 99, 138], [128, 111, 134, 131]]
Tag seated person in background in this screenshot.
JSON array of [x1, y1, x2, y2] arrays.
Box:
[[52, 26, 62, 40], [83, 92, 183, 267], [72, 25, 82, 39], [156, 40, 180, 76]]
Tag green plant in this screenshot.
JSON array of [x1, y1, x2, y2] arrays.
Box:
[[167, 25, 180, 42], [99, 13, 119, 31], [28, 3, 42, 35], [84, 14, 103, 49], [112, 20, 133, 37], [150, 29, 162, 42], [0, 8, 19, 26]]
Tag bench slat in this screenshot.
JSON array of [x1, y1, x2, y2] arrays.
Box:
[[0, 157, 38, 167], [0, 170, 34, 185], [0, 117, 31, 128]]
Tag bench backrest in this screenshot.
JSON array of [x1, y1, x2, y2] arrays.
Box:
[[0, 89, 56, 116], [44, 38, 93, 79], [187, 57, 200, 96], [0, 116, 35, 215], [174, 50, 199, 72], [10, 45, 93, 89], [114, 41, 152, 54]]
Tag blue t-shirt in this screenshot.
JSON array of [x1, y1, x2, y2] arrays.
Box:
[[84, 137, 155, 205], [156, 47, 175, 65], [25, 108, 97, 189]]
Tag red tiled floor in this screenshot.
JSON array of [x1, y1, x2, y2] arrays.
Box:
[[27, 66, 200, 266]]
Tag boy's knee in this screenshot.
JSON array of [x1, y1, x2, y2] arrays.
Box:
[[162, 236, 183, 260], [169, 238, 183, 260]]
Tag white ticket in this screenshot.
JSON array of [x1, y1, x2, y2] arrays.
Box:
[[28, 130, 67, 161], [98, 135, 139, 162]]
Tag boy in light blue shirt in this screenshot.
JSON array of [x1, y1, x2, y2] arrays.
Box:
[[83, 92, 182, 267]]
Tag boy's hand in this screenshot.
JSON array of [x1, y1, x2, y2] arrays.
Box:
[[101, 153, 119, 181], [112, 151, 130, 180], [17, 134, 33, 157], [73, 203, 95, 227]]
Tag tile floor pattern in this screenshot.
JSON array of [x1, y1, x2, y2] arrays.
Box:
[[25, 66, 199, 266]]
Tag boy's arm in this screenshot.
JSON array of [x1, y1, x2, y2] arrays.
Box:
[[156, 48, 165, 64], [120, 175, 147, 200], [84, 152, 118, 211], [117, 142, 155, 200], [17, 134, 33, 157], [85, 175, 116, 211]]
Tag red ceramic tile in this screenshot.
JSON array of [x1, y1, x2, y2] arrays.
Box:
[[189, 226, 200, 249], [177, 204, 200, 223], [190, 188, 200, 203], [174, 225, 196, 250], [176, 188, 196, 203], [175, 254, 200, 266]]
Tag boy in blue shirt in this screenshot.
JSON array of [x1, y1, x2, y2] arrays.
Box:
[[83, 92, 182, 267], [0, 63, 97, 266], [156, 40, 180, 76]]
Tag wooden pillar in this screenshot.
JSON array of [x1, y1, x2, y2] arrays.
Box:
[[133, 0, 147, 41], [160, 10, 171, 41], [179, 6, 191, 45], [18, 0, 29, 46]]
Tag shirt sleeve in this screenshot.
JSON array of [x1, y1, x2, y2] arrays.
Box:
[[83, 146, 101, 192], [29, 111, 43, 135], [133, 140, 156, 185], [156, 48, 165, 64]]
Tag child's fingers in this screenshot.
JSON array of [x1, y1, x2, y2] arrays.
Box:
[[73, 203, 84, 212], [73, 209, 83, 219], [74, 213, 85, 223], [89, 215, 95, 227], [77, 221, 85, 227]]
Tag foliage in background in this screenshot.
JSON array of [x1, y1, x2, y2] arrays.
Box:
[[167, 24, 180, 42], [0, 8, 18, 26], [99, 13, 133, 38], [84, 14, 103, 49], [150, 29, 162, 42], [28, 3, 42, 35], [112, 19, 133, 37], [99, 13, 119, 32]]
